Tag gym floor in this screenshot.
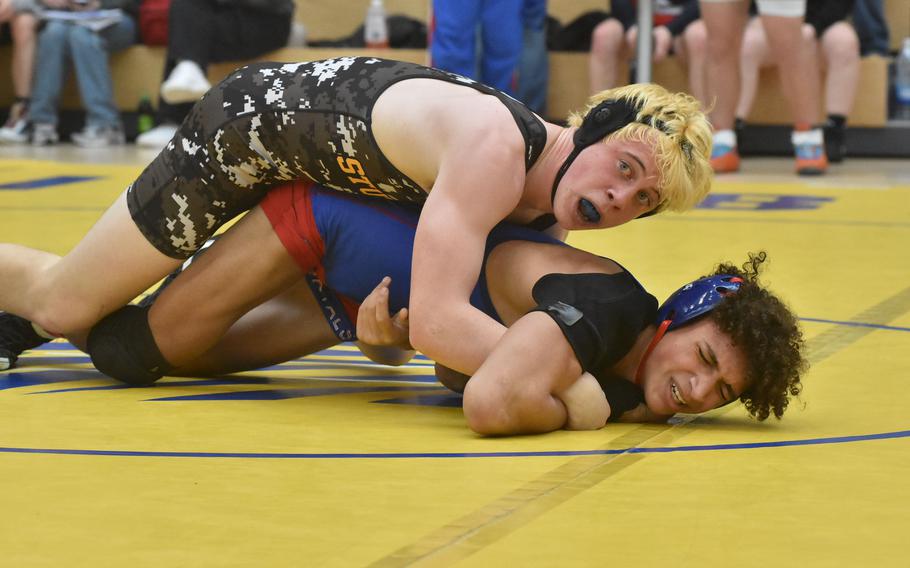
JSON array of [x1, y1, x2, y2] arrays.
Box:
[[1, 146, 908, 567]]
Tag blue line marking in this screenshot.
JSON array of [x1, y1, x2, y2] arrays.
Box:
[[799, 317, 910, 332], [0, 176, 101, 190], [1, 429, 907, 460]]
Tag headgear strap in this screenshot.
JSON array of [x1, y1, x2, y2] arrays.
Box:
[[549, 99, 689, 217]]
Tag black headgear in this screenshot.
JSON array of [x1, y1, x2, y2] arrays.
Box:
[[549, 98, 679, 217]]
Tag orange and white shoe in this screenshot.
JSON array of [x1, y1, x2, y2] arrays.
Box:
[[710, 129, 740, 173], [710, 144, 740, 173], [793, 128, 827, 176]]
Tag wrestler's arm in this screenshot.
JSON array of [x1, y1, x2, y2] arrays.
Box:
[[408, 132, 525, 375], [462, 311, 611, 435]]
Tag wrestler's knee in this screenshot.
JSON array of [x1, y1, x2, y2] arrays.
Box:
[[29, 288, 106, 337], [87, 304, 173, 386]]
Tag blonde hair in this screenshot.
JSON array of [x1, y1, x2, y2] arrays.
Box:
[[567, 83, 713, 213]]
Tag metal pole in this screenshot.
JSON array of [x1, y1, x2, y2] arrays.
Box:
[[635, 0, 654, 83]]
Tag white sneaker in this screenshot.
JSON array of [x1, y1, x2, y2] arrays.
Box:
[[135, 123, 178, 149], [72, 124, 126, 148], [0, 102, 30, 144], [31, 123, 59, 146], [160, 60, 211, 104]]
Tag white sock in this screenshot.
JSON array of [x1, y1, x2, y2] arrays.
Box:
[[791, 128, 823, 146], [713, 129, 737, 148]]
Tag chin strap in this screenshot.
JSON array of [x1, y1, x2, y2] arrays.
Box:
[[634, 318, 672, 385], [550, 100, 641, 206]]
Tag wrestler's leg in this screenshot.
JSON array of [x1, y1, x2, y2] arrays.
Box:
[[171, 279, 339, 376], [0, 192, 182, 336], [147, 206, 303, 368]]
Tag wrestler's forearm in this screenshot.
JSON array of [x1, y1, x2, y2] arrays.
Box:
[[462, 313, 579, 435], [410, 303, 507, 375]]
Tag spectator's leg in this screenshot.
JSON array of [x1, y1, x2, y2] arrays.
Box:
[[588, 18, 627, 93], [680, 20, 709, 107], [700, 0, 749, 172], [479, 0, 524, 95], [166, 0, 217, 69], [0, 12, 38, 141], [759, 14, 820, 128], [10, 12, 37, 101], [158, 0, 219, 105], [28, 20, 71, 144], [700, 0, 749, 131], [211, 5, 292, 62], [517, 0, 548, 113], [821, 22, 860, 163], [430, 0, 482, 79], [852, 0, 889, 56], [820, 22, 859, 118], [735, 17, 770, 122], [67, 18, 135, 132]]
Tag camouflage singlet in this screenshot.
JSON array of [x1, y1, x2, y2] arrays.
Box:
[[126, 56, 548, 258]]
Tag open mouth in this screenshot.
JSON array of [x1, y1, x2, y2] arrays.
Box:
[[578, 198, 601, 224], [671, 381, 688, 407]]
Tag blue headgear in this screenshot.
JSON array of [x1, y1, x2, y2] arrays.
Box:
[[655, 275, 743, 331]]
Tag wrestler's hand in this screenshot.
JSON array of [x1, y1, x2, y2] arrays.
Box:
[[357, 276, 412, 350]]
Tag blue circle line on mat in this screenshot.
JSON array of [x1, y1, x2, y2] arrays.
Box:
[[1, 429, 907, 459]]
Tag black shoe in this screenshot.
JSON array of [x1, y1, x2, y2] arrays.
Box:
[[824, 121, 846, 163], [0, 312, 49, 370]]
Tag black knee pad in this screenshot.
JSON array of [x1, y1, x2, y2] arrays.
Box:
[[87, 305, 173, 386]]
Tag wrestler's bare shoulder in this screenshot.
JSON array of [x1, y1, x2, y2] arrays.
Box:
[[371, 79, 526, 189]]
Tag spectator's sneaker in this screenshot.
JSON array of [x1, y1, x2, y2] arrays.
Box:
[[710, 144, 740, 173], [160, 60, 211, 104], [823, 121, 846, 163], [793, 128, 828, 176], [72, 124, 126, 148], [0, 312, 49, 371], [0, 102, 29, 144], [135, 123, 178, 149], [31, 123, 59, 146]]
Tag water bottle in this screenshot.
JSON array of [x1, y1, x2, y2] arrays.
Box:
[[364, 0, 389, 49], [137, 95, 155, 134], [896, 38, 910, 120]]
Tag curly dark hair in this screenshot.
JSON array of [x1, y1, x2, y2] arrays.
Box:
[[704, 251, 807, 421]]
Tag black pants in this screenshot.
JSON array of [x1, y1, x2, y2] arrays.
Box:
[[158, 0, 292, 124]]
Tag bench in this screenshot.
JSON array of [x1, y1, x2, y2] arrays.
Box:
[[0, 0, 895, 127]]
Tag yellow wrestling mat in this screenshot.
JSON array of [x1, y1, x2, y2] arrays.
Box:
[[1, 153, 909, 567]]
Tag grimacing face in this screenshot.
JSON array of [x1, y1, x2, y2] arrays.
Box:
[[638, 317, 749, 416], [552, 138, 661, 231]]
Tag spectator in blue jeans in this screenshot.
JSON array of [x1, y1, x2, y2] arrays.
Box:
[[431, 0, 525, 96], [28, 0, 139, 147]]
